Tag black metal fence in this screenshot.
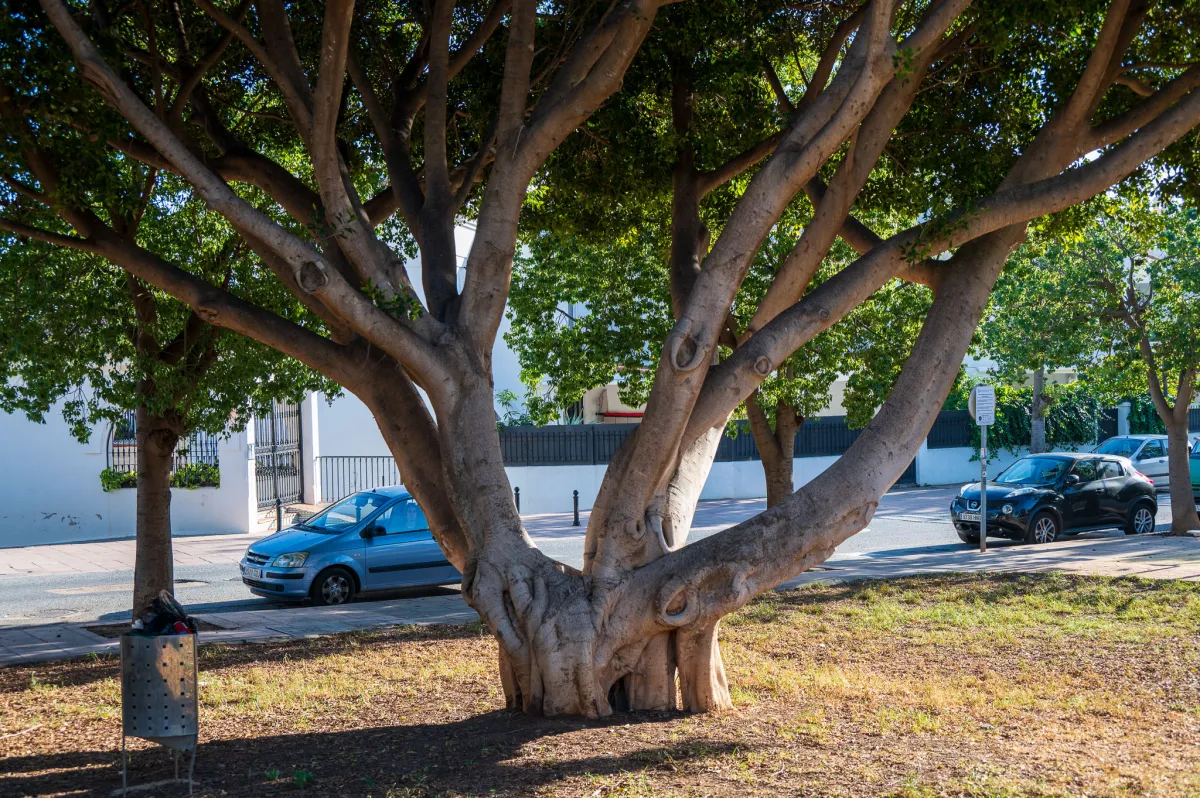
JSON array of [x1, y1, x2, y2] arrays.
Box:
[[927, 410, 973, 449], [318, 456, 402, 503], [106, 410, 221, 476], [311, 404, 1161, 503], [1099, 407, 1120, 439]]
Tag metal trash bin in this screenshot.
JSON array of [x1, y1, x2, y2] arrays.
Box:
[[120, 633, 198, 795]]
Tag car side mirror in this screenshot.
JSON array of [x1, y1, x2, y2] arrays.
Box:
[[1064, 474, 1080, 486], [360, 524, 380, 539]]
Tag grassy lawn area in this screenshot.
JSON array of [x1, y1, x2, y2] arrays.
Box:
[[2, 573, 1199, 797]]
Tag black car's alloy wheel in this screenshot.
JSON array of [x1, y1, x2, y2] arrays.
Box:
[[1126, 504, 1155, 535], [311, 568, 356, 606], [1027, 512, 1059, 545]]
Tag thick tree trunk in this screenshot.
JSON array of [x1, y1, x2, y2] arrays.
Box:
[[132, 407, 180, 619], [1163, 416, 1199, 534], [1030, 367, 1049, 454]]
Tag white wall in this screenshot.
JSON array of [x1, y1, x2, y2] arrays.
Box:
[[506, 464, 607, 514], [0, 403, 254, 548], [316, 392, 392, 457], [916, 445, 1025, 487]]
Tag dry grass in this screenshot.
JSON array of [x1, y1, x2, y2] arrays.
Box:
[[2, 573, 1199, 797]]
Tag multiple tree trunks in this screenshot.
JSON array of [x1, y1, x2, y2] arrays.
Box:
[[8, 0, 1200, 715]]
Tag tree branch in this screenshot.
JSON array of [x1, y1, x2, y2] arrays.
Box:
[[41, 0, 447, 385]]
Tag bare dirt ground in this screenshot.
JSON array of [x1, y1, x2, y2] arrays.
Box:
[[3, 573, 1199, 797]]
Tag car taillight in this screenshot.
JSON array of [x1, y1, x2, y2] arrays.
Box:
[[1133, 468, 1153, 485]]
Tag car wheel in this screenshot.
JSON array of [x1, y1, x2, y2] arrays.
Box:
[[311, 567, 356, 606], [1125, 503, 1156, 536], [1026, 512, 1059, 545]]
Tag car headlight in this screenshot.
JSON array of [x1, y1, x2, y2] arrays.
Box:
[[272, 552, 309, 568], [1006, 487, 1036, 497], [1001, 504, 1014, 515]]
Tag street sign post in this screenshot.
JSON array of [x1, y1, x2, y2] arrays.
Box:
[[969, 385, 996, 553]]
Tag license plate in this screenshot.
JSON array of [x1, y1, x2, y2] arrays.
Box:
[[244, 567, 263, 579], [958, 512, 981, 522]]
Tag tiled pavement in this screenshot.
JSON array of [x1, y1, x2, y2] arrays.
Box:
[[0, 532, 270, 578], [3, 531, 1197, 668]]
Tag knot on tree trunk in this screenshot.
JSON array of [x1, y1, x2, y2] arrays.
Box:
[[297, 260, 329, 293], [667, 319, 709, 373]]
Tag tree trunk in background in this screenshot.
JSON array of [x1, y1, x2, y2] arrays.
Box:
[[746, 393, 801, 508], [1030, 368, 1049, 454], [132, 406, 181, 619], [1163, 415, 1199, 535]]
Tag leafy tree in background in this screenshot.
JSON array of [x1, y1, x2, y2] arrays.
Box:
[[979, 235, 1100, 452], [1068, 206, 1200, 534], [0, 188, 332, 617], [3, 0, 1199, 717], [945, 380, 1108, 457], [982, 204, 1200, 532]]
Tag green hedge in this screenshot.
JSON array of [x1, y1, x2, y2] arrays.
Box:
[[100, 462, 220, 491], [948, 382, 1107, 458]]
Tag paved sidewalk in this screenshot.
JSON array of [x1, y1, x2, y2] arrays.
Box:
[[0, 533, 269, 578], [3, 531, 1197, 668], [0, 590, 476, 666]]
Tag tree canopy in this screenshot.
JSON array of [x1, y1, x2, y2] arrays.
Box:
[[0, 188, 333, 444]]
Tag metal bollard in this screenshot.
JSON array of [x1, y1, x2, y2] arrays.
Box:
[[514, 486, 520, 513], [275, 496, 283, 532], [573, 490, 580, 526]]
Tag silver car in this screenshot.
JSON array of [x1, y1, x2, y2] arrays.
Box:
[[1093, 435, 1182, 489]]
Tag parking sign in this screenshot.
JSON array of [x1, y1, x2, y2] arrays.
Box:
[[969, 385, 996, 426]]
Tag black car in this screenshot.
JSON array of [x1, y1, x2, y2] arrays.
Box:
[[949, 453, 1157, 545]]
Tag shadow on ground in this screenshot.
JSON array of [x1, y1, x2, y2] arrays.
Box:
[[0, 710, 738, 797], [0, 621, 487, 695]]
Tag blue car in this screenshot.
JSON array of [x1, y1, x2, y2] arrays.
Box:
[[240, 486, 460, 605]]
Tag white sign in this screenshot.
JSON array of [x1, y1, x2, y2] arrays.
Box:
[[969, 385, 996, 426]]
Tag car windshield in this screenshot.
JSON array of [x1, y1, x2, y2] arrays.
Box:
[[1192, 444, 1200, 461], [1095, 437, 1142, 457], [995, 457, 1068, 486], [299, 492, 390, 533]]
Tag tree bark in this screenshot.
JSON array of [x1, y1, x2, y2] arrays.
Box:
[[132, 406, 181, 619], [1141, 347, 1198, 536], [1030, 367, 1049, 454], [1163, 416, 1198, 534], [746, 392, 801, 508]]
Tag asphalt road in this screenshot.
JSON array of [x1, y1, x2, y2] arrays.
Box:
[[0, 485, 1169, 627]]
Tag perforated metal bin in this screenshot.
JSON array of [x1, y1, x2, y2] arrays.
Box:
[[120, 634, 198, 795]]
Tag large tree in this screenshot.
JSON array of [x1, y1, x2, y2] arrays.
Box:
[[1063, 204, 1200, 533], [2, 0, 1199, 716], [0, 187, 330, 616], [978, 235, 1098, 453]]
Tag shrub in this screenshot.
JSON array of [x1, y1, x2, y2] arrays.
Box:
[[98, 462, 220, 490]]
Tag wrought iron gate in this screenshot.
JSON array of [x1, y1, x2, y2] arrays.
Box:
[[255, 402, 303, 509]]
